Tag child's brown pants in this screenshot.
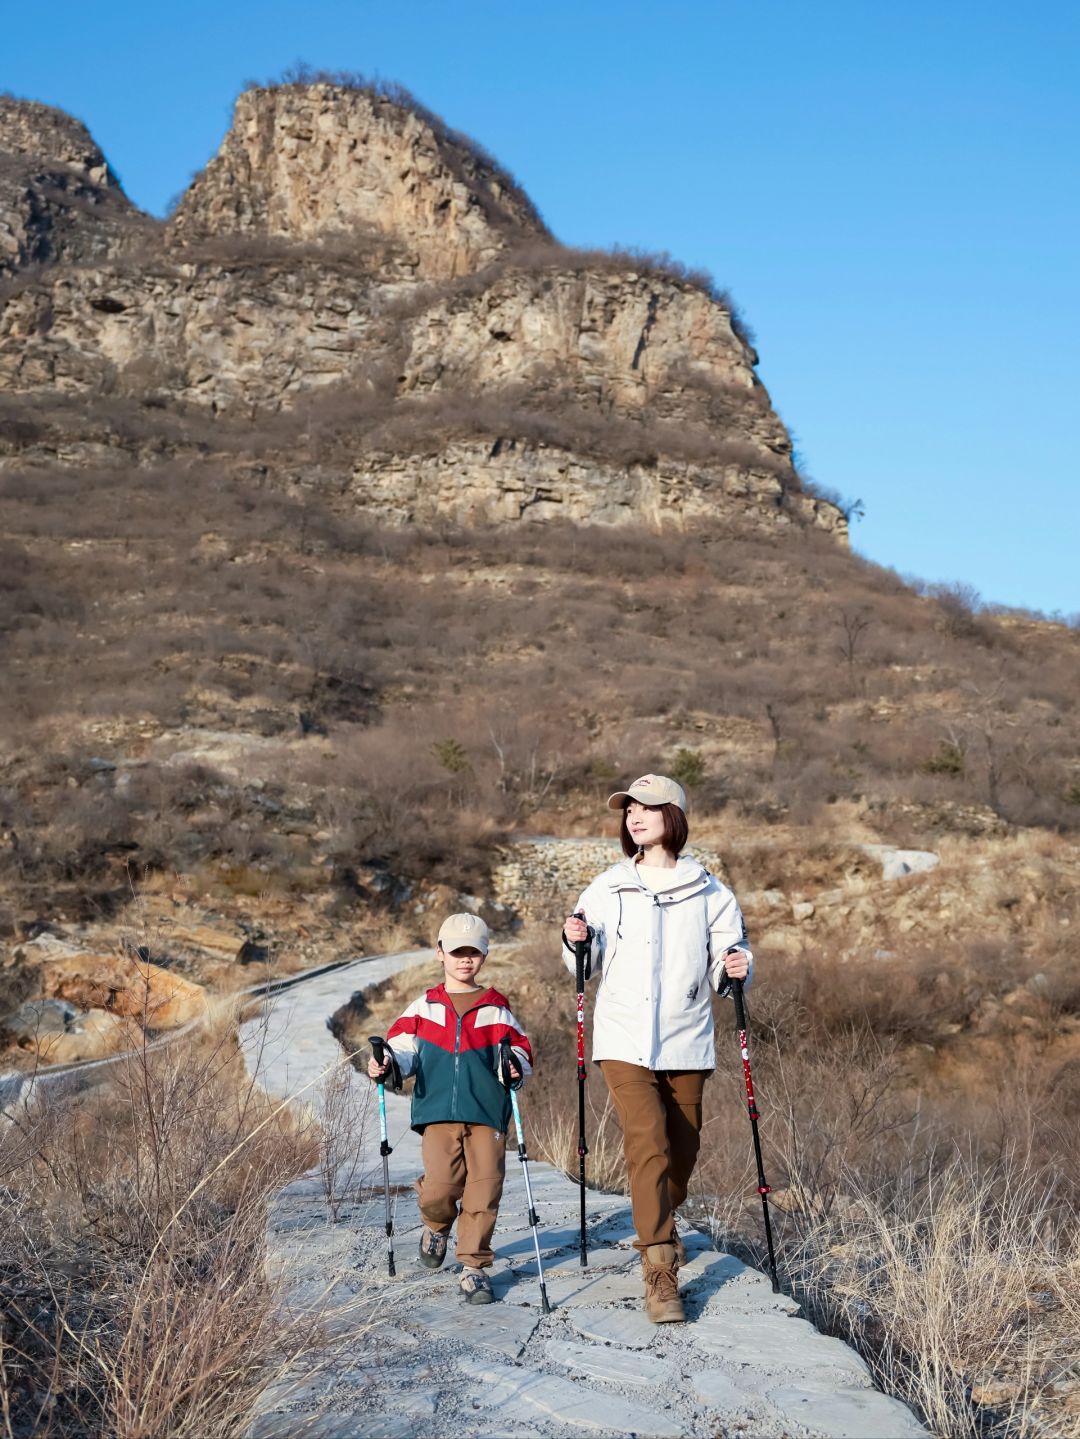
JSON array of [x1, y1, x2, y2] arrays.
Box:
[[415, 1121, 506, 1269], [599, 1061, 710, 1251]]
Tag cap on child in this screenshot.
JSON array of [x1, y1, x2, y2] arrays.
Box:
[[437, 912, 490, 954]]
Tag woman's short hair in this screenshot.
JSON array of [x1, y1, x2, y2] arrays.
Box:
[[619, 800, 689, 859]]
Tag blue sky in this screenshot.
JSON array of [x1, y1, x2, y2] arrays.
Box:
[[6, 1, 1078, 616]]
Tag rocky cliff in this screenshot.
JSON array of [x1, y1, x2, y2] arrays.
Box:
[[0, 96, 149, 277], [0, 79, 845, 535], [171, 82, 546, 278]]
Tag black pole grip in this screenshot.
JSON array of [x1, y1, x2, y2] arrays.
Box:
[[573, 910, 587, 991], [368, 1034, 386, 1065], [499, 1037, 513, 1088], [732, 977, 748, 1031]]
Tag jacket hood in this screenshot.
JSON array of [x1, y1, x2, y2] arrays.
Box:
[[608, 855, 710, 895]]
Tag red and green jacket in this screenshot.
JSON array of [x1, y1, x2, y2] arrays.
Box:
[[386, 983, 533, 1134]]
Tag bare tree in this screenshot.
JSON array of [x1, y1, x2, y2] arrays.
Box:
[[836, 609, 872, 693], [765, 702, 783, 774], [961, 676, 1014, 814]]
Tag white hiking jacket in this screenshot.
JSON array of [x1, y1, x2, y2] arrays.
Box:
[[563, 856, 753, 1071]]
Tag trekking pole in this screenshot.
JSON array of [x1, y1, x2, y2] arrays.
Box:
[[368, 1035, 397, 1277], [500, 1040, 551, 1314], [573, 912, 589, 1268], [730, 976, 780, 1292]]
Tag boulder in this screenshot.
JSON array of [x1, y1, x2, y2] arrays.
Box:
[[0, 996, 139, 1063], [39, 952, 208, 1030]]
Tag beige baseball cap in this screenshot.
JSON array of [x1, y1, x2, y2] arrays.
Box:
[[437, 912, 490, 954], [607, 773, 687, 812]]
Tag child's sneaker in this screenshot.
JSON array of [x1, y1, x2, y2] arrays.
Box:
[[459, 1267, 494, 1304], [418, 1227, 448, 1269]]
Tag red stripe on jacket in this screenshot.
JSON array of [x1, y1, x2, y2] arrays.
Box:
[[386, 984, 533, 1065]]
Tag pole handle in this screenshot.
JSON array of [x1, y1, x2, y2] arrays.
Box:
[[369, 1034, 402, 1090], [573, 910, 588, 990], [732, 977, 747, 1031]]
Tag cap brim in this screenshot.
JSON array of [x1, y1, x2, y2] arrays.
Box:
[[606, 790, 633, 811]]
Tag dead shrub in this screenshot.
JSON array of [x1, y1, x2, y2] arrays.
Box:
[[318, 1061, 373, 1223], [0, 1021, 317, 1437]]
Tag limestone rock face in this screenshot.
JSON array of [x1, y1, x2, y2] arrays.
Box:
[[0, 259, 780, 454], [0, 83, 846, 539], [0, 257, 387, 401], [0, 96, 147, 277], [349, 437, 846, 535], [170, 83, 546, 279], [0, 96, 119, 182], [399, 266, 775, 424]]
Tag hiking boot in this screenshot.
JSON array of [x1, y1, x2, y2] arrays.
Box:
[[418, 1227, 448, 1269], [642, 1243, 685, 1324], [459, 1267, 495, 1305]]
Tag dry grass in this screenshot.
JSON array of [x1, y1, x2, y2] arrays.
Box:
[[526, 1083, 628, 1196], [782, 1161, 1080, 1438], [3, 475, 1076, 893], [0, 1016, 320, 1438]]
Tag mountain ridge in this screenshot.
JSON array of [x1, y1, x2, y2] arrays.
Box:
[[0, 80, 844, 535]]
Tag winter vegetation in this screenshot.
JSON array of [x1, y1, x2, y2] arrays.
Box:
[[0, 1019, 324, 1437], [3, 72, 1079, 1438]]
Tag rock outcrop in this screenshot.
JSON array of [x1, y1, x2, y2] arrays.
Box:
[[348, 437, 846, 531], [0, 82, 845, 536], [170, 82, 546, 279], [0, 96, 148, 278]]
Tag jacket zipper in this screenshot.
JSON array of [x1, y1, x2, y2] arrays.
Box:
[[451, 1012, 463, 1115], [652, 892, 663, 1061], [449, 992, 486, 1118]]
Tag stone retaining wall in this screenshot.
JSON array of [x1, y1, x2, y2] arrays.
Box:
[[492, 838, 730, 922]]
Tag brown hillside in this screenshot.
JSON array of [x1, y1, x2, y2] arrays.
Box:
[[3, 78, 1078, 1439], [0, 80, 1077, 1053]]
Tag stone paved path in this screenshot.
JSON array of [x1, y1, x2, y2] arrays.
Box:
[[242, 952, 928, 1439]]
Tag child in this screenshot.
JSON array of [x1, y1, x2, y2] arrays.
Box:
[[562, 773, 753, 1323], [367, 912, 533, 1304]]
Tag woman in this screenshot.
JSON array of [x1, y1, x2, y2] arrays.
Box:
[[563, 772, 752, 1324]]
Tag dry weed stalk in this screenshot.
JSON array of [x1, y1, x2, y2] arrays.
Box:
[[528, 1085, 627, 1195], [318, 1060, 373, 1223], [0, 1008, 342, 1438]]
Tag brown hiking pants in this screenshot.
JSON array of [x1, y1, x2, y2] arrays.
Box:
[[415, 1121, 506, 1269], [600, 1061, 710, 1251]]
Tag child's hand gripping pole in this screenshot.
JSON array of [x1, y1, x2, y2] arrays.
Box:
[[368, 1035, 398, 1278], [500, 1039, 551, 1314], [572, 910, 589, 1269], [729, 975, 780, 1293]]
